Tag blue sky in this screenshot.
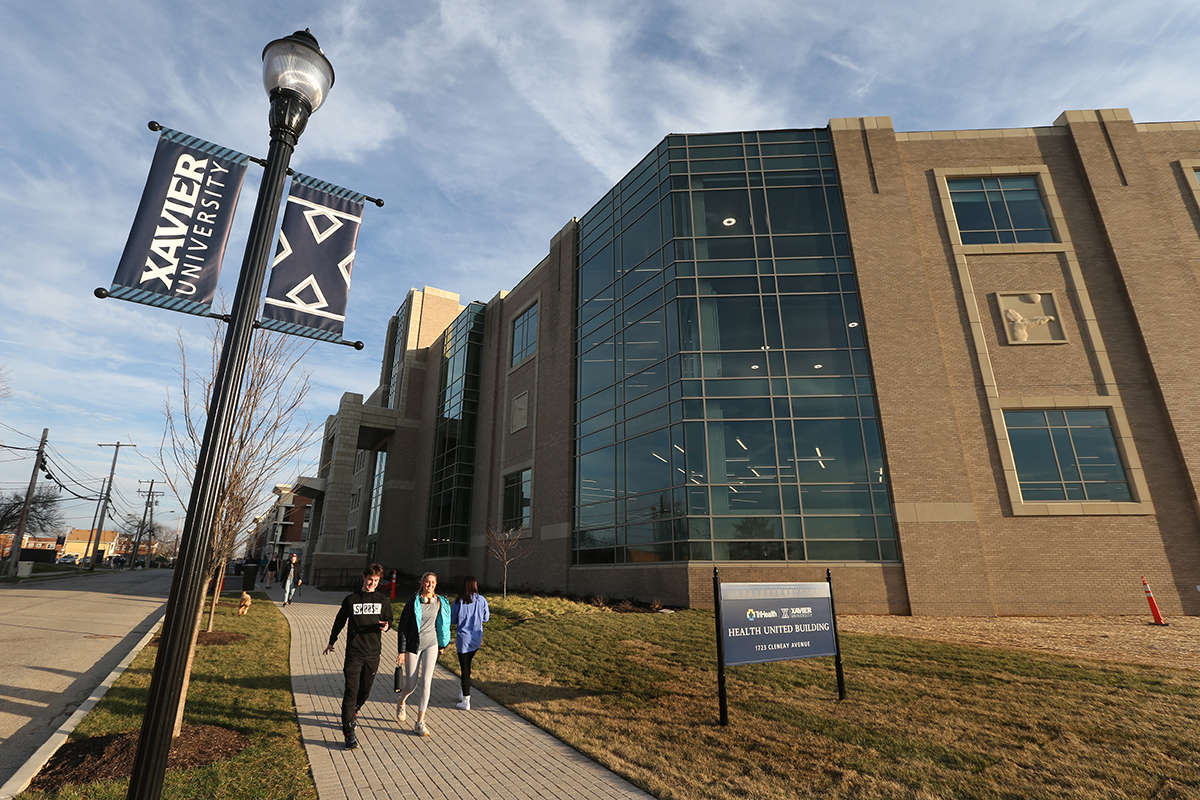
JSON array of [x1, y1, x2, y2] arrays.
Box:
[[1, 0, 1198, 531]]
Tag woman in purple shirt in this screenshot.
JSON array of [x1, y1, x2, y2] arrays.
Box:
[[450, 576, 490, 710]]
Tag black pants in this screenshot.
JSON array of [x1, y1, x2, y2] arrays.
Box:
[[342, 652, 380, 735], [458, 649, 477, 697]]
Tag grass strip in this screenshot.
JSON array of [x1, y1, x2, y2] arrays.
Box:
[[447, 597, 1200, 800], [18, 592, 314, 800]]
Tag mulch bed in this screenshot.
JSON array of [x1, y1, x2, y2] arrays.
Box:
[[30, 724, 249, 792], [149, 631, 247, 647]]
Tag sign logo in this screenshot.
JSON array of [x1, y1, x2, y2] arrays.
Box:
[[745, 608, 779, 621]]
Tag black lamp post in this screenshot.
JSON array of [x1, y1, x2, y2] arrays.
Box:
[[126, 30, 333, 800]]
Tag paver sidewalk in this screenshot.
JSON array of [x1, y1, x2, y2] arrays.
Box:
[[270, 582, 653, 800]]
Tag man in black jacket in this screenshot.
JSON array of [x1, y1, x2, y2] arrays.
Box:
[[323, 563, 392, 750]]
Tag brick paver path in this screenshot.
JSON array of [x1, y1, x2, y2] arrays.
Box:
[[275, 583, 653, 800]]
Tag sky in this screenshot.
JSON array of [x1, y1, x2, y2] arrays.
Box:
[[1, 0, 1199, 533]]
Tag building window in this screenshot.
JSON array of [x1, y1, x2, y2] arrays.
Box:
[[1004, 410, 1131, 501], [368, 451, 386, 539], [511, 303, 538, 366], [947, 176, 1054, 245], [503, 469, 532, 532]]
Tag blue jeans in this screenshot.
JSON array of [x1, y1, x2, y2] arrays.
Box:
[[284, 575, 299, 604]]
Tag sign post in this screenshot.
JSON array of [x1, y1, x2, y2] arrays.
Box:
[[714, 572, 847, 724]]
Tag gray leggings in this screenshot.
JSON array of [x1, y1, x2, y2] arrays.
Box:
[[401, 646, 439, 714]]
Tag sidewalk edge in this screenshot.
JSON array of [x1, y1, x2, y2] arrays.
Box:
[[0, 609, 166, 800]]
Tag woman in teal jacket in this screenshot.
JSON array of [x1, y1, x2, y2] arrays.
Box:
[[395, 572, 451, 736]]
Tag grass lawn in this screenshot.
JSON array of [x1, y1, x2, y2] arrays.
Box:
[[445, 596, 1200, 800], [17, 592, 314, 800]]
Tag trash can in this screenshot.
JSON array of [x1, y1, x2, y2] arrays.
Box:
[[241, 561, 258, 592]]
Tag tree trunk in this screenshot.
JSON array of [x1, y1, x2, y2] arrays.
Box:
[[173, 575, 209, 737], [205, 566, 221, 632]]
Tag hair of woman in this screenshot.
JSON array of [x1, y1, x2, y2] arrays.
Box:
[[457, 575, 479, 604]]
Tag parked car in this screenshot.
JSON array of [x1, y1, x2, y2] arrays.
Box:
[[56, 554, 77, 564]]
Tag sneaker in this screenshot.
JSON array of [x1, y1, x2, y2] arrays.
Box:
[[345, 733, 359, 750], [458, 689, 464, 703], [396, 700, 407, 722], [456, 696, 471, 711], [414, 720, 429, 737]]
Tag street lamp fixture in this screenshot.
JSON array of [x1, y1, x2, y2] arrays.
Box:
[[126, 30, 333, 800]]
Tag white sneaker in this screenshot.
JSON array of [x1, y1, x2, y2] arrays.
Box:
[[456, 696, 471, 711], [415, 720, 429, 737], [458, 689, 464, 702], [397, 700, 407, 722]]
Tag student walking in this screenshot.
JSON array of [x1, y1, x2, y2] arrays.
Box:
[[323, 564, 392, 750], [450, 576, 490, 710], [279, 552, 302, 606], [396, 572, 450, 736], [265, 554, 279, 588]]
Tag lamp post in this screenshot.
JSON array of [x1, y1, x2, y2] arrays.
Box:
[[125, 30, 333, 800]]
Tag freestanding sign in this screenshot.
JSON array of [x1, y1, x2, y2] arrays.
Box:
[[720, 581, 838, 665], [713, 568, 846, 724]]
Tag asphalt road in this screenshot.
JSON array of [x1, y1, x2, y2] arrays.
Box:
[[0, 569, 173, 786]]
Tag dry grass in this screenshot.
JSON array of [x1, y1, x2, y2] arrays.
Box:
[[452, 598, 1200, 800]]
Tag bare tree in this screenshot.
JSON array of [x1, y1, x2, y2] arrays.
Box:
[[0, 485, 63, 538], [152, 321, 318, 735], [484, 524, 532, 599]]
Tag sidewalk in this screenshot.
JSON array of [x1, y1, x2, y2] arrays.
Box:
[[268, 581, 653, 800]]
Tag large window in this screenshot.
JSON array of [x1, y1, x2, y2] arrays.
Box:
[[426, 303, 486, 558], [573, 128, 895, 565], [367, 451, 386, 542], [502, 469, 532, 532], [947, 176, 1053, 245], [1004, 410, 1131, 501], [511, 303, 538, 366]]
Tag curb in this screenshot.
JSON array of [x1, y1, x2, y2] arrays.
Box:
[[0, 609, 166, 800]]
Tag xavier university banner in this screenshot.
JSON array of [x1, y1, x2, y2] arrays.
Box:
[[108, 129, 250, 316], [260, 174, 364, 342]]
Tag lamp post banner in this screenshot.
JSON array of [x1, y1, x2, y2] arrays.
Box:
[[719, 581, 837, 666], [260, 174, 364, 342], [109, 129, 250, 317]]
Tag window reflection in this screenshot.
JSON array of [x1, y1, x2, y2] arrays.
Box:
[[574, 126, 894, 564]]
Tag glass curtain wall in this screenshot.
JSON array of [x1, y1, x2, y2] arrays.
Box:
[[573, 129, 895, 565], [386, 300, 410, 408], [426, 302, 486, 558]]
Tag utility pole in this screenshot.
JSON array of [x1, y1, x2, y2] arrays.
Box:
[[6, 428, 48, 579], [82, 478, 106, 570], [91, 442, 135, 571], [133, 480, 163, 569]]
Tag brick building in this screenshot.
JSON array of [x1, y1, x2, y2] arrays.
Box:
[[306, 109, 1200, 616]]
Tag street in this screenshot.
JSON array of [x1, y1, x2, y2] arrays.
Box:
[[0, 569, 173, 786]]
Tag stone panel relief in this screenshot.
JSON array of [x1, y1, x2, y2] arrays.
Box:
[[995, 292, 1066, 344]]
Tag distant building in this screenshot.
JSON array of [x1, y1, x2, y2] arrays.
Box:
[[249, 482, 316, 565], [306, 109, 1200, 616], [60, 527, 120, 561]]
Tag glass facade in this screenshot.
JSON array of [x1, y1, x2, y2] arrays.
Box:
[[386, 301, 409, 408], [1004, 410, 1131, 501], [426, 302, 486, 558], [367, 450, 386, 543], [573, 128, 895, 565]]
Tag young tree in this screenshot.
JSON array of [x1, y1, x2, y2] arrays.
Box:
[[484, 524, 532, 598], [152, 321, 318, 734]]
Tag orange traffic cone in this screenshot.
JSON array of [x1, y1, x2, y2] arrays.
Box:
[[1141, 577, 1168, 626]]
